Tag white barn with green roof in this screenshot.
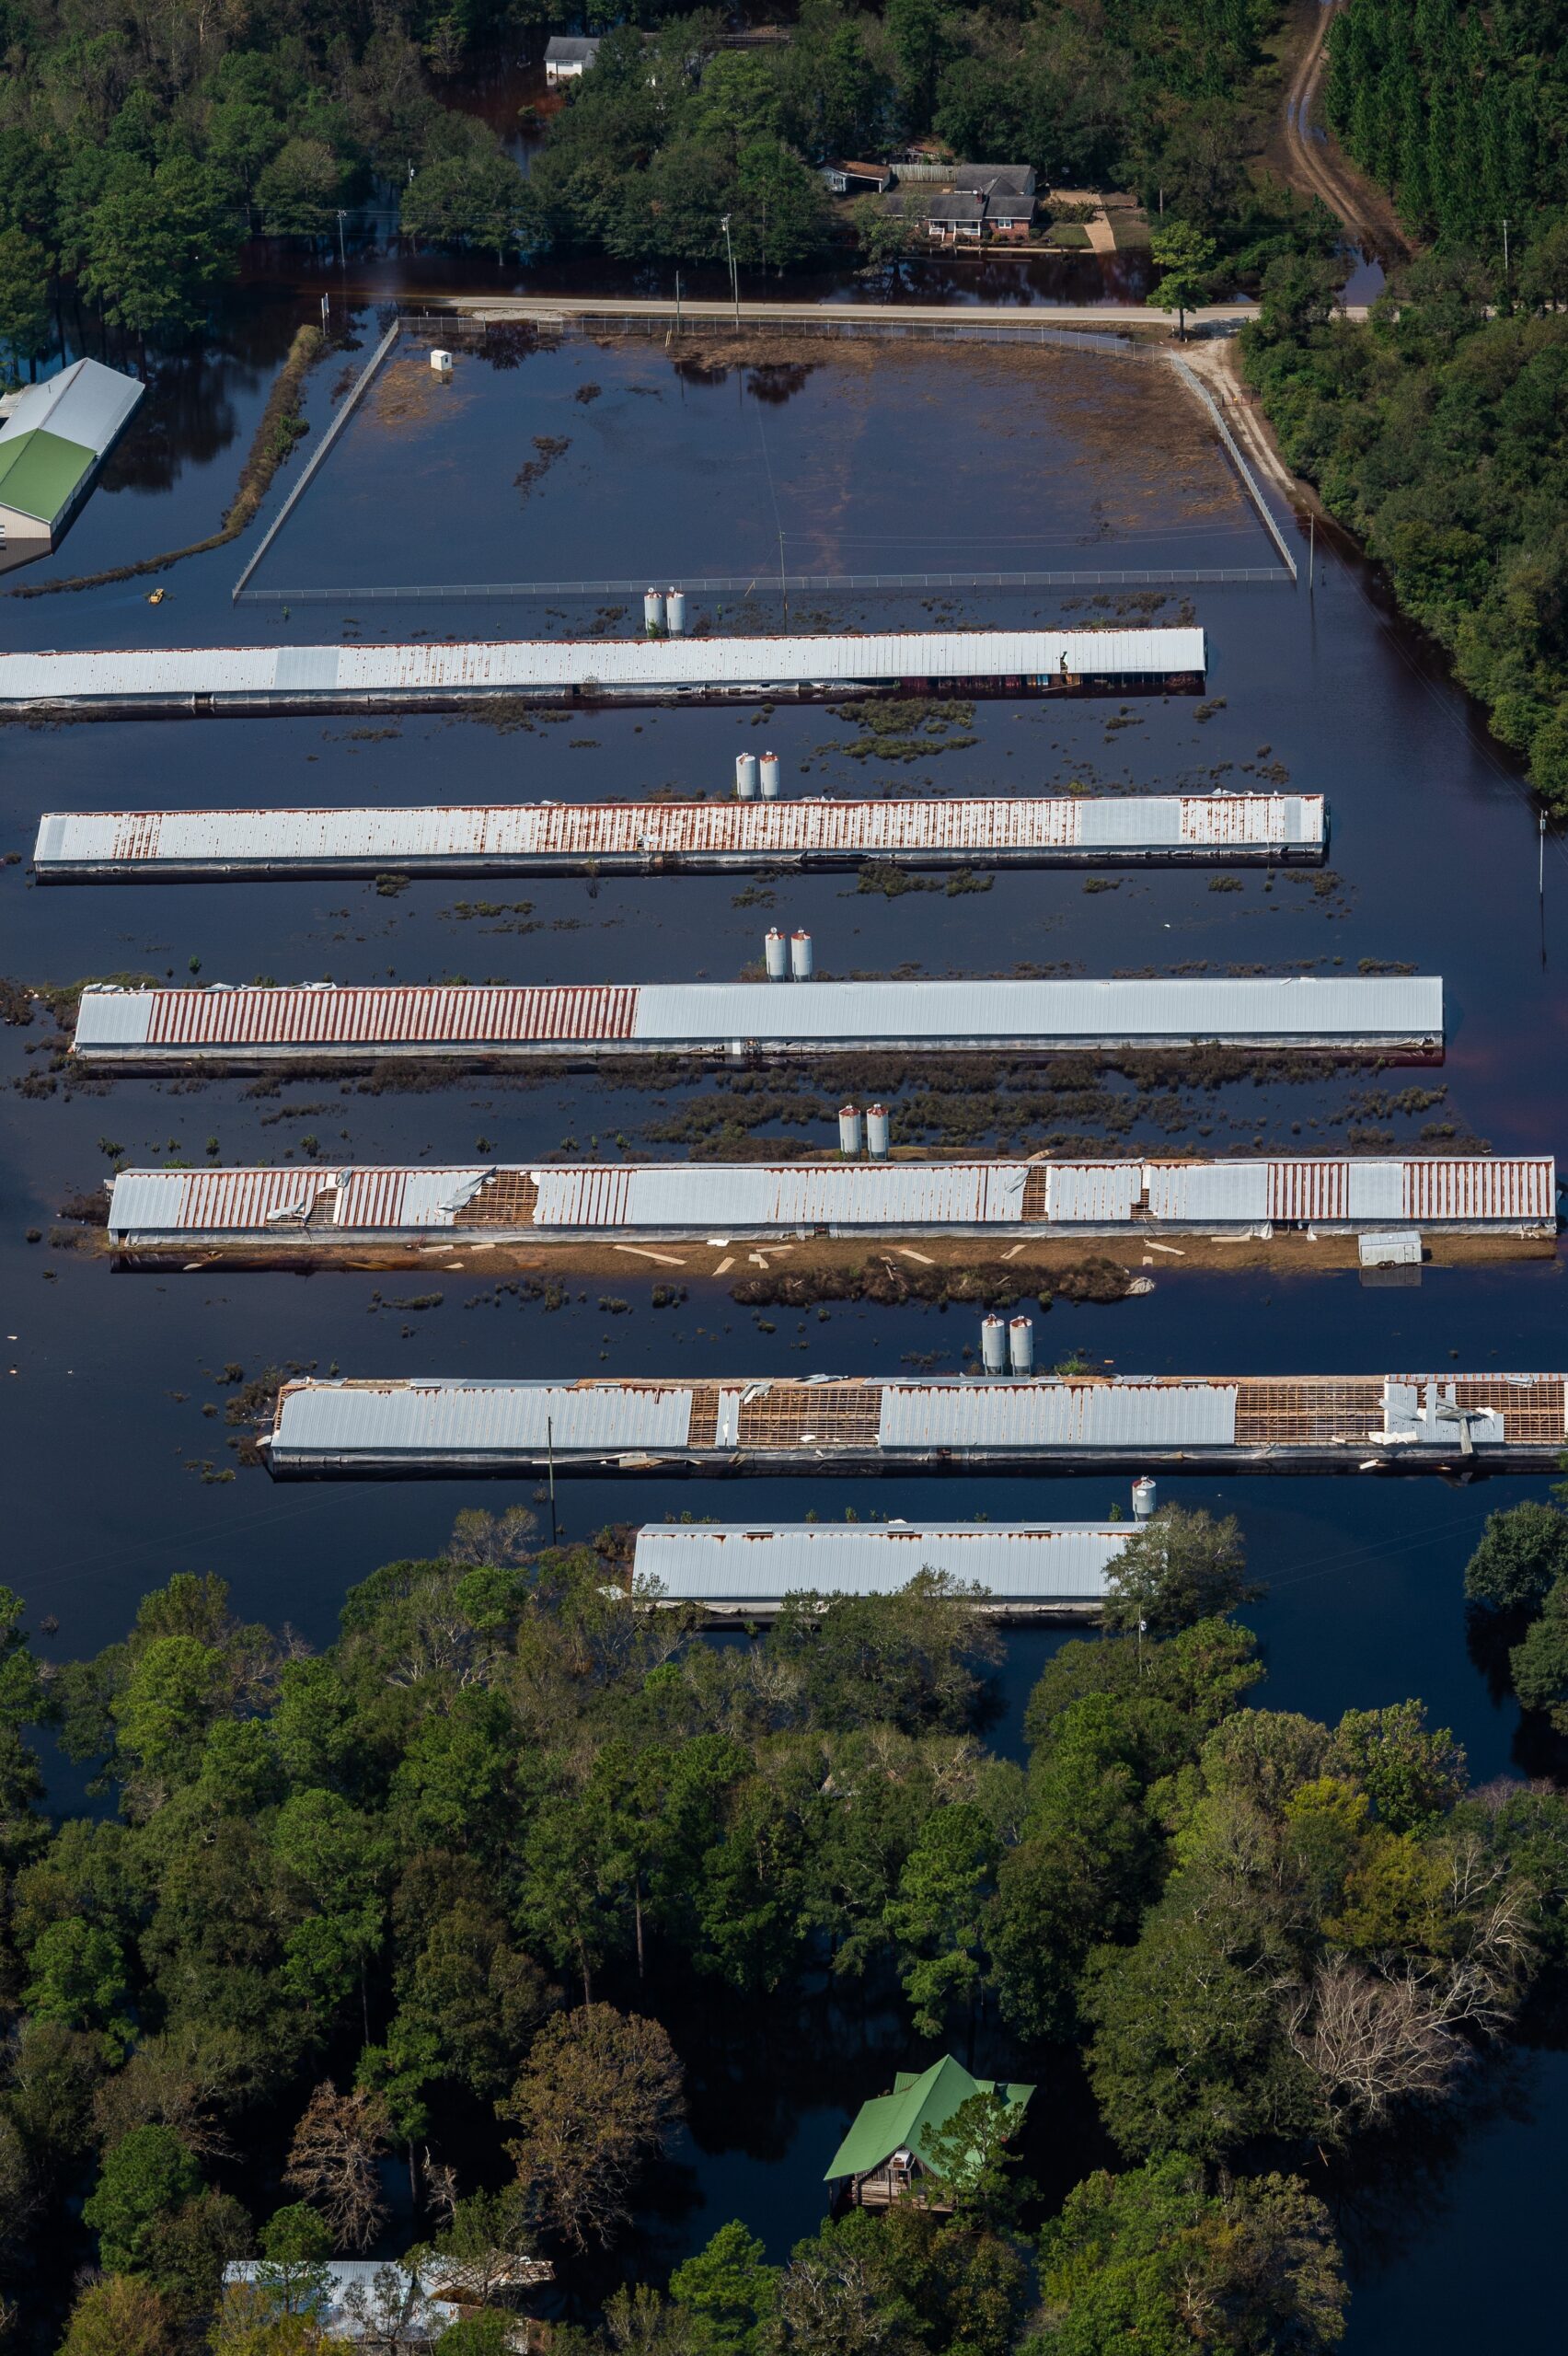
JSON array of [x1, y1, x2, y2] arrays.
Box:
[[0, 358, 144, 555]]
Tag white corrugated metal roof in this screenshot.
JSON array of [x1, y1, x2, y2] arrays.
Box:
[[0, 358, 143, 458], [1046, 1162, 1142, 1222], [110, 1151, 1543, 1239], [272, 1380, 695, 1456], [1146, 1161, 1272, 1221], [1401, 1158, 1555, 1220], [73, 976, 1443, 1056], [628, 977, 1440, 1046], [32, 790, 1323, 872], [632, 1521, 1129, 1600], [224, 2262, 457, 2343], [877, 1380, 1239, 1448], [533, 1161, 1026, 1228], [0, 627, 1205, 708]]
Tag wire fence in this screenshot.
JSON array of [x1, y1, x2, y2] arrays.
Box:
[[231, 318, 401, 602], [236, 565, 1292, 606], [394, 307, 1144, 358]]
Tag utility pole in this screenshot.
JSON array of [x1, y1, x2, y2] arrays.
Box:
[[546, 1415, 558, 1544], [674, 269, 682, 336], [1540, 808, 1548, 968], [721, 213, 739, 327], [778, 526, 789, 632], [336, 209, 347, 270], [1309, 511, 1315, 593], [1503, 216, 1511, 275]]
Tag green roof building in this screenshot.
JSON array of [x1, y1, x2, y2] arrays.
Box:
[[824, 2054, 1033, 2210], [0, 358, 144, 559]]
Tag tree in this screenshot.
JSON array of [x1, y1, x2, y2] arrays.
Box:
[[113, 1633, 230, 1796], [1464, 1500, 1568, 1614], [731, 140, 831, 272], [500, 2004, 684, 2250], [401, 151, 530, 260], [413, 2185, 539, 2307], [283, 2084, 391, 2252], [919, 2089, 1028, 2223], [1080, 1906, 1317, 2161], [667, 2220, 778, 2353], [23, 1916, 132, 2059], [883, 1801, 997, 2038], [1520, 222, 1568, 312], [77, 156, 240, 341], [992, 1692, 1161, 2041], [1147, 221, 1218, 339], [1255, 249, 1341, 346], [82, 2123, 202, 2273], [256, 138, 349, 237], [1034, 2153, 1347, 2353], [252, 2201, 333, 2317], [773, 2206, 1026, 2356], [1101, 1507, 1260, 1635], [1509, 1576, 1568, 1728], [883, 0, 954, 128], [0, 228, 50, 382], [1325, 1702, 1467, 1834], [58, 2276, 177, 2356]]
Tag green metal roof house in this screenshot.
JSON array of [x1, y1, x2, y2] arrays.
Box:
[[824, 2054, 1033, 2211], [0, 358, 144, 556]]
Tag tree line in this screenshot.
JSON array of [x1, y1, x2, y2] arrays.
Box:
[[0, 1501, 1561, 2351], [0, 0, 1340, 371], [1242, 251, 1568, 809], [1325, 0, 1568, 256], [525, 0, 1325, 281], [0, 0, 532, 365]]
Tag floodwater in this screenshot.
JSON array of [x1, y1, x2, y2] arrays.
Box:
[[247, 330, 1262, 596], [5, 291, 1568, 2335]]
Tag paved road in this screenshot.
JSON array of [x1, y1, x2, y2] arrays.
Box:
[[420, 293, 1371, 329]]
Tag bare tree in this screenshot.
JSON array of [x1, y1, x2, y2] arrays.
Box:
[[500, 2004, 683, 2251], [1287, 1954, 1463, 2130], [284, 2083, 392, 2252], [422, 2159, 460, 2232], [772, 2245, 903, 2354], [91, 2027, 249, 2160]]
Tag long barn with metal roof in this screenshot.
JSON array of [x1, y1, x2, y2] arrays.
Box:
[[72, 975, 1444, 1068], [104, 1152, 1554, 1254], [261, 1371, 1568, 1477], [0, 359, 144, 555], [33, 791, 1323, 880], [0, 627, 1205, 719], [630, 1521, 1133, 1621]]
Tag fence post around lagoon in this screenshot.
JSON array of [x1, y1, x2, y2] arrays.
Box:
[[1168, 354, 1298, 583], [232, 317, 402, 602]]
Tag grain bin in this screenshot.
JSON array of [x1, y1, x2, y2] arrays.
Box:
[[765, 929, 788, 981], [1132, 1476, 1158, 1520], [666, 588, 688, 635], [790, 930, 813, 980], [981, 1314, 1008, 1375], [735, 752, 760, 800], [642, 589, 666, 635], [1008, 1314, 1034, 1375], [866, 1103, 890, 1161], [760, 751, 781, 798], [838, 1103, 863, 1158]]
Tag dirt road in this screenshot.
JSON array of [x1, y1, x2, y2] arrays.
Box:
[[1280, 0, 1409, 260]]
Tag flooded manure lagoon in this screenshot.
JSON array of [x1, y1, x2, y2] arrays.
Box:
[[5, 295, 1568, 2342]]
